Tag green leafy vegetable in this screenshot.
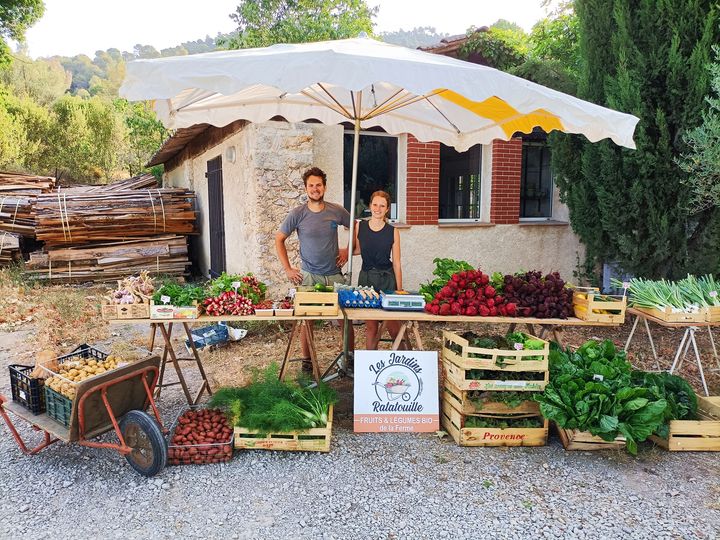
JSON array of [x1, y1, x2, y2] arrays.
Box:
[[419, 258, 474, 302]]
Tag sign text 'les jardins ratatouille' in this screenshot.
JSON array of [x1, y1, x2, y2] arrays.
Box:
[[353, 350, 439, 433]]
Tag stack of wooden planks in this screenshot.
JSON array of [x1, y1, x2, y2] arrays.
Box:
[[25, 235, 190, 283], [0, 233, 21, 265], [35, 188, 197, 247], [0, 172, 57, 239], [85, 173, 158, 192]]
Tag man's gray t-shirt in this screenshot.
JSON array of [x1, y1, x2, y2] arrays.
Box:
[[280, 202, 351, 275]]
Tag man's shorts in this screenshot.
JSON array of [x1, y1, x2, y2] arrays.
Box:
[[301, 270, 347, 287]]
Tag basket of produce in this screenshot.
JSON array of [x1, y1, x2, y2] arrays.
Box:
[[613, 275, 718, 323], [274, 298, 294, 317], [41, 345, 117, 427], [535, 340, 672, 454], [209, 365, 336, 452], [253, 300, 274, 317], [151, 282, 206, 319], [167, 407, 234, 465], [101, 272, 154, 320], [442, 331, 549, 392], [294, 284, 338, 316], [572, 287, 627, 324]]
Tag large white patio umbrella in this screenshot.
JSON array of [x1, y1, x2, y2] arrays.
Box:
[[120, 36, 638, 277]]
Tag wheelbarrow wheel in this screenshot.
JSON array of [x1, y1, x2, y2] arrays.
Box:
[[119, 410, 167, 477]]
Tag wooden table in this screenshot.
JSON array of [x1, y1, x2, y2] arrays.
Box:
[[342, 308, 619, 350], [624, 307, 720, 396], [111, 313, 343, 404]]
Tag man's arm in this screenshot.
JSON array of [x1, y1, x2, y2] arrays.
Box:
[[275, 231, 303, 285]]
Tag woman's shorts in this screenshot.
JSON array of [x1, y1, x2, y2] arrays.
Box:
[[358, 268, 397, 292]]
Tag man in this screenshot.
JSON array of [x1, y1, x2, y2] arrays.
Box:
[[275, 167, 355, 372]]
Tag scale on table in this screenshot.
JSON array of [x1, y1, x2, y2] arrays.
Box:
[[380, 290, 426, 311]]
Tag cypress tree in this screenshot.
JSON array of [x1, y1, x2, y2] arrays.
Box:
[[550, 0, 720, 280]]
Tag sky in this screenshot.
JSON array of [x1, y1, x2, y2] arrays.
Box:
[[22, 0, 553, 59]]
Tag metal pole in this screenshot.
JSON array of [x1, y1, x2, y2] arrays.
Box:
[[346, 115, 361, 279]]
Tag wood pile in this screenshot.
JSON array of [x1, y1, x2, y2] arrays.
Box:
[[0, 233, 21, 265], [35, 189, 197, 247], [0, 172, 57, 239], [25, 235, 190, 283], [85, 173, 158, 192], [0, 172, 56, 195]]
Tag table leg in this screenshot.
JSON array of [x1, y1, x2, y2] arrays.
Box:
[[303, 321, 322, 383], [279, 321, 300, 381], [552, 327, 564, 349], [624, 315, 640, 351], [410, 321, 424, 350], [157, 323, 193, 405], [149, 324, 157, 352], [643, 317, 659, 370], [181, 322, 212, 404], [675, 329, 695, 373], [669, 328, 691, 374], [155, 323, 170, 400], [525, 324, 537, 337], [688, 327, 710, 396], [708, 327, 720, 371], [391, 322, 409, 351], [507, 323, 517, 333]]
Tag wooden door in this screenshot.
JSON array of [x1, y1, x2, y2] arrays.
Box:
[[206, 156, 226, 276]]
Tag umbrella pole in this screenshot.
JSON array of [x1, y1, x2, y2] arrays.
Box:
[[346, 116, 361, 278]]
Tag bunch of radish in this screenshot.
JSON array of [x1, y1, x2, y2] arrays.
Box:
[[168, 408, 233, 465], [424, 269, 517, 317], [203, 291, 254, 316]]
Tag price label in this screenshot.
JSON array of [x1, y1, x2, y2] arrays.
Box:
[[593, 374, 604, 382], [231, 281, 242, 289], [710, 291, 718, 298], [161, 295, 171, 304], [622, 282, 630, 289], [19, 390, 26, 401]]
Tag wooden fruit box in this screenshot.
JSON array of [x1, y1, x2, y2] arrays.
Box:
[[150, 301, 200, 320], [556, 424, 626, 451], [443, 380, 540, 416], [572, 288, 627, 324], [633, 306, 705, 323], [294, 291, 338, 316], [650, 396, 720, 451], [101, 302, 150, 321], [443, 358, 549, 392], [704, 306, 720, 323], [442, 330, 549, 372], [234, 405, 333, 452], [441, 400, 548, 447]]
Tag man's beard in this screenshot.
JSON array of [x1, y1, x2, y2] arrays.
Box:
[[308, 193, 324, 202]]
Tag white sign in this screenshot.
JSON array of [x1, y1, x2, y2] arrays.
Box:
[[353, 350, 439, 433]]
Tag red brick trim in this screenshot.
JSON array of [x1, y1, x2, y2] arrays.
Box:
[[490, 138, 522, 224], [406, 135, 439, 225]]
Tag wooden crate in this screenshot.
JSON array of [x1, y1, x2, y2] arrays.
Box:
[[704, 306, 720, 323], [293, 291, 338, 316], [234, 405, 332, 452], [441, 400, 548, 447], [634, 306, 705, 323], [572, 288, 627, 324], [442, 331, 549, 392], [650, 396, 720, 451], [556, 425, 626, 451], [443, 380, 540, 416], [101, 302, 150, 320], [150, 301, 200, 320]]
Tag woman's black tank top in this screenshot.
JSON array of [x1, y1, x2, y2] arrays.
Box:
[[358, 220, 394, 271]]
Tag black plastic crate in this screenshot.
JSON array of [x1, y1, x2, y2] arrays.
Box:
[[44, 386, 72, 427], [56, 343, 108, 364], [9, 364, 45, 415]]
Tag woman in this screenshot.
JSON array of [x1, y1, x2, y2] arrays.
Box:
[[353, 190, 403, 349]]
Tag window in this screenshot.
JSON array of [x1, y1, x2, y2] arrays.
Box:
[[343, 131, 398, 219], [520, 142, 553, 218], [438, 143, 482, 220]]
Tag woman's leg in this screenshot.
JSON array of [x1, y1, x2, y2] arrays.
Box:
[[365, 320, 380, 349]]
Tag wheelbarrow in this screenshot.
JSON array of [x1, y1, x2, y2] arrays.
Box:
[[373, 382, 412, 402], [0, 355, 167, 477]]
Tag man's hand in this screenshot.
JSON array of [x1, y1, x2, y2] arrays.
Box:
[[285, 267, 303, 285], [337, 247, 349, 268]]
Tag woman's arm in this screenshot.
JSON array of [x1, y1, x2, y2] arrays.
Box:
[[353, 221, 361, 256], [392, 227, 402, 290]]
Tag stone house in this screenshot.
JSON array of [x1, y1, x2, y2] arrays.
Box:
[[149, 40, 584, 295]]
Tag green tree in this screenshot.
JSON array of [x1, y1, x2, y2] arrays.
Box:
[[550, 0, 720, 279], [222, 0, 376, 49], [0, 0, 44, 66], [0, 82, 52, 171], [58, 54, 101, 93], [0, 52, 70, 105], [678, 47, 720, 213], [114, 98, 169, 176], [460, 24, 528, 71]]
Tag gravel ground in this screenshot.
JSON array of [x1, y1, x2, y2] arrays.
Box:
[[1, 326, 720, 539]]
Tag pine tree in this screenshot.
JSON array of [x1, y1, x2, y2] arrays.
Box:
[[550, 0, 720, 279]]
